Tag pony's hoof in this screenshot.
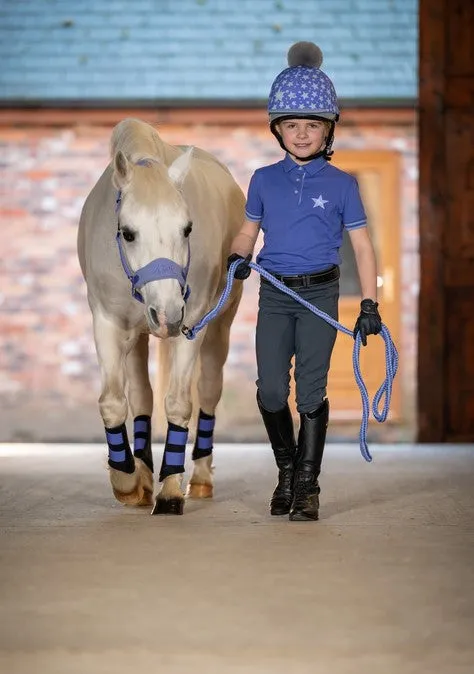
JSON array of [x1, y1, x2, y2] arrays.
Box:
[[151, 497, 184, 515], [110, 459, 154, 506], [186, 482, 213, 499], [136, 490, 154, 507], [112, 485, 146, 506], [135, 460, 154, 506], [112, 482, 153, 507]]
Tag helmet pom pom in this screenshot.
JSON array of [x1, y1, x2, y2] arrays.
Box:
[[287, 41, 323, 69]]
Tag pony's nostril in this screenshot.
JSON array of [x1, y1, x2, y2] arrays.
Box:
[[148, 307, 159, 327]]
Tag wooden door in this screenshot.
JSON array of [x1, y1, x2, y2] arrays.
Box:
[[418, 0, 474, 441], [290, 150, 402, 421]]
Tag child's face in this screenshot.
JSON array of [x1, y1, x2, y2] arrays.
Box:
[[276, 118, 329, 163]]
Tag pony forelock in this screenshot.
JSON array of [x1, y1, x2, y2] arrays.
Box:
[[110, 118, 163, 160]]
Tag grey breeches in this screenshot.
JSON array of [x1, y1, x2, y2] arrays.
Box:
[[255, 278, 339, 413]]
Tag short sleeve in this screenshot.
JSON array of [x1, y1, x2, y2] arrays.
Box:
[[343, 177, 367, 231], [245, 171, 263, 222]]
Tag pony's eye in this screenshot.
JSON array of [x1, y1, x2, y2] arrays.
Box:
[[122, 229, 135, 243], [184, 221, 193, 238]]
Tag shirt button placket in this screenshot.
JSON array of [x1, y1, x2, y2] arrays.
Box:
[[298, 171, 306, 205]]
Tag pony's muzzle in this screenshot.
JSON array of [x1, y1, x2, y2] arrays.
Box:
[[147, 305, 184, 338]]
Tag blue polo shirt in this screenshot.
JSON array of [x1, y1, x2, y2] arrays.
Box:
[[245, 154, 367, 274]]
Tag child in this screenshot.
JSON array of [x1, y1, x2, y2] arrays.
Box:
[[227, 42, 382, 521]]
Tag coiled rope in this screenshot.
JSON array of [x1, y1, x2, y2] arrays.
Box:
[[182, 259, 398, 462]]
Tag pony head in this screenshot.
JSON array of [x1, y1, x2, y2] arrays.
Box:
[[113, 148, 193, 339]]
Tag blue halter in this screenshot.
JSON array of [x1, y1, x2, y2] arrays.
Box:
[[114, 169, 191, 304]]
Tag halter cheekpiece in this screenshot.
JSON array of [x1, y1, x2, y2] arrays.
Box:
[[114, 160, 191, 304]]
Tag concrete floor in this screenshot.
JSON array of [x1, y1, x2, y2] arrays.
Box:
[[0, 443, 473, 674]]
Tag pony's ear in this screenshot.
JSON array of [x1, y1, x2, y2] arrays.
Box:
[[168, 146, 193, 187], [112, 151, 132, 190]]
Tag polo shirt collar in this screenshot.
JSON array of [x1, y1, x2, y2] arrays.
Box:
[[282, 154, 327, 175]]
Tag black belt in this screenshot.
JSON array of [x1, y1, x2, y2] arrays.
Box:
[[262, 265, 340, 289]]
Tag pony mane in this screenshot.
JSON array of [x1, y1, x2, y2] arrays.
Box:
[[110, 118, 166, 161]]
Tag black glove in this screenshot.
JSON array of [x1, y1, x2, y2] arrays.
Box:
[[227, 253, 252, 280], [353, 299, 382, 346]]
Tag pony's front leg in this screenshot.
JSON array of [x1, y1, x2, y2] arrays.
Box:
[[125, 332, 155, 506], [187, 291, 242, 499], [152, 335, 202, 516], [93, 310, 149, 506]]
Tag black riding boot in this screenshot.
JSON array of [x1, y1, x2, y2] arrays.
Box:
[[289, 399, 329, 521], [257, 393, 297, 516]]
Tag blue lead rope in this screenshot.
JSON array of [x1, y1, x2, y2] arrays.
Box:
[[182, 259, 399, 462]]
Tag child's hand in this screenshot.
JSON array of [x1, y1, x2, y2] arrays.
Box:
[[227, 253, 252, 280], [353, 299, 382, 346]]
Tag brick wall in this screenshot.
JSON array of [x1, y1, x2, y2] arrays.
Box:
[[0, 117, 417, 442]]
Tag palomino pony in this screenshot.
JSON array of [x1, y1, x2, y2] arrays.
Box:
[[78, 118, 245, 515]]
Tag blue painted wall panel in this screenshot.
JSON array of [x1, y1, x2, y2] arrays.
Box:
[[0, 0, 418, 103]]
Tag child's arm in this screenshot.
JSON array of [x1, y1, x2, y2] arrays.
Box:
[[348, 227, 382, 345], [230, 219, 261, 258], [227, 219, 261, 280], [348, 227, 378, 301]]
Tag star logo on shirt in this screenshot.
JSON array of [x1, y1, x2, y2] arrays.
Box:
[[312, 194, 328, 209]]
